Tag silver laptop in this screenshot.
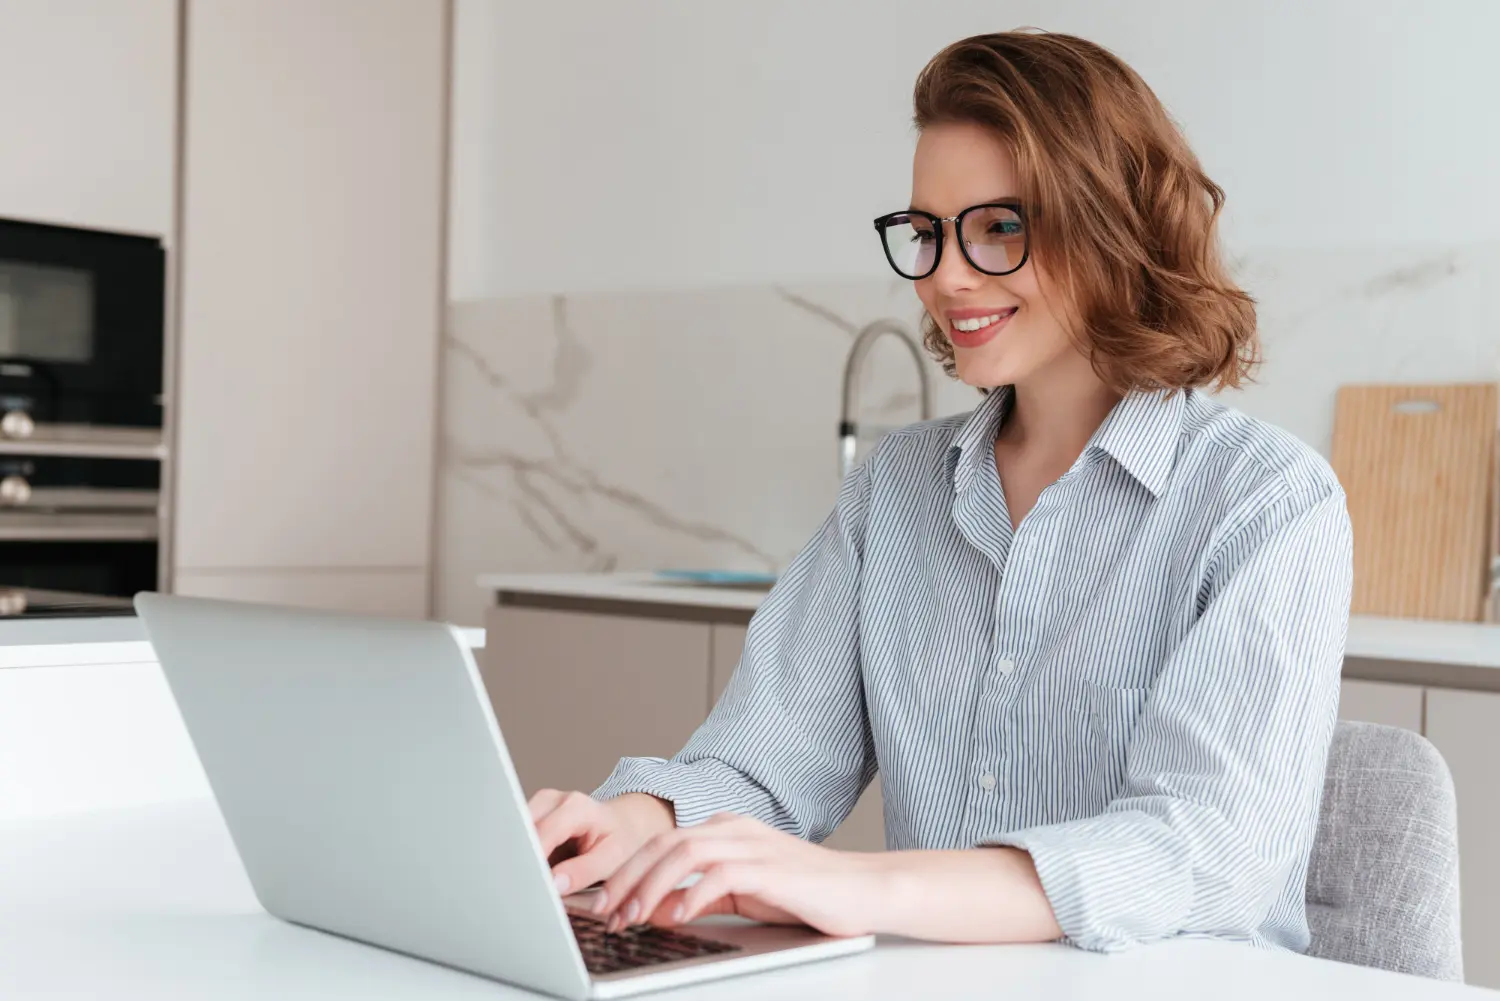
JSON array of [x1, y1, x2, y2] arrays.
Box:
[[135, 594, 874, 999]]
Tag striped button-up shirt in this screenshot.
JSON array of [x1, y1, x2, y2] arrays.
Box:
[[595, 385, 1353, 952]]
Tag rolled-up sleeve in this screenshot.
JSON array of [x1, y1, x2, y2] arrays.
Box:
[[984, 484, 1354, 952], [592, 454, 877, 842]]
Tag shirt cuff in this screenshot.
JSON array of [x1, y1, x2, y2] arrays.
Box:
[[981, 811, 1193, 952], [592, 756, 781, 829]]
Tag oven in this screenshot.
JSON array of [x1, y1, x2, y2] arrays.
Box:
[[0, 217, 165, 597]]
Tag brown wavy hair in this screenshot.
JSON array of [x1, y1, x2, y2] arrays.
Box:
[[913, 31, 1258, 392]]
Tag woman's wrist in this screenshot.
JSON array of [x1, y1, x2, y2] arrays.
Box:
[[613, 792, 676, 835], [844, 847, 1061, 942], [840, 849, 908, 936]]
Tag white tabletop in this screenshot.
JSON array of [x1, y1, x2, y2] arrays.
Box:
[[0, 799, 1484, 1000], [0, 618, 485, 670]]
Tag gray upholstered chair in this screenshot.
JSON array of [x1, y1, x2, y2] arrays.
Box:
[[1304, 720, 1463, 981]]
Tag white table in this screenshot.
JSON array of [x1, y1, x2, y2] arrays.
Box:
[[0, 616, 485, 670], [0, 800, 1486, 1000], [0, 622, 486, 821]]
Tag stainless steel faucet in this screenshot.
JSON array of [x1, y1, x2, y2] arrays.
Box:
[[839, 318, 934, 478]]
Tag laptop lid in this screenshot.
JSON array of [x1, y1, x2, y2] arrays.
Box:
[[136, 593, 592, 1001]]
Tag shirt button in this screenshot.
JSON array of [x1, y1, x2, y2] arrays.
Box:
[[979, 772, 997, 791], [997, 658, 1015, 676]]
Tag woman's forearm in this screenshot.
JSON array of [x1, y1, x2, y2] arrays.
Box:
[[868, 847, 1063, 944]]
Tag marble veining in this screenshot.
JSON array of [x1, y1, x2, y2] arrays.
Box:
[[437, 246, 1500, 625], [436, 279, 977, 624]]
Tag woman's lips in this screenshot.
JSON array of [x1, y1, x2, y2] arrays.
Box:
[[948, 307, 1017, 349]]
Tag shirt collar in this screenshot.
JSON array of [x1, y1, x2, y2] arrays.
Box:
[[1087, 389, 1186, 497], [948, 386, 1013, 494], [948, 385, 1186, 498]]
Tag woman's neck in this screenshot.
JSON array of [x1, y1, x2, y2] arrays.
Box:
[[999, 363, 1121, 461]]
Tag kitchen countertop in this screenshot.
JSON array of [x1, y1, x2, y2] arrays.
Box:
[[482, 572, 1500, 686], [482, 572, 771, 613]]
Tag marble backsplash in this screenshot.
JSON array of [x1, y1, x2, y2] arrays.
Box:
[[435, 245, 1500, 625]]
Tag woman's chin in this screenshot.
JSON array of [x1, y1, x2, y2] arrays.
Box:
[[952, 349, 1022, 390]]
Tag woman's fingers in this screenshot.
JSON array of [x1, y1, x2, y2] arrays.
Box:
[[532, 791, 604, 867], [550, 833, 632, 895], [618, 839, 767, 932], [527, 788, 568, 823], [647, 884, 737, 926], [673, 862, 766, 925], [600, 827, 768, 931]]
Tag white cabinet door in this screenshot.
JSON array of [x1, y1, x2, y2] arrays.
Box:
[[1338, 679, 1424, 732], [173, 0, 446, 612], [174, 568, 426, 617], [709, 623, 748, 708], [481, 606, 713, 798], [0, 0, 176, 235], [1424, 689, 1500, 988]]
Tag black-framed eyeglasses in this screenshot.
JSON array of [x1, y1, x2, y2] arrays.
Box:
[[872, 201, 1029, 281]]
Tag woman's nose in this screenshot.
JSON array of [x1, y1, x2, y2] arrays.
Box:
[[931, 225, 980, 294]]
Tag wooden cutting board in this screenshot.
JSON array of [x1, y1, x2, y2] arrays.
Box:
[[1330, 383, 1497, 622], [1489, 437, 1500, 623]]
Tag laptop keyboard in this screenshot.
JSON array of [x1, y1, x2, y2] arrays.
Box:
[[569, 912, 741, 974]]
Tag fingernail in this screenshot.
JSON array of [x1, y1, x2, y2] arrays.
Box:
[[624, 900, 641, 924], [553, 873, 570, 895], [591, 891, 609, 915], [672, 905, 685, 924]]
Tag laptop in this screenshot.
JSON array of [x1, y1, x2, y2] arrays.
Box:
[[135, 593, 874, 999]]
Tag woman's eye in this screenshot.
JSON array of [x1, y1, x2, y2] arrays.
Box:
[[910, 230, 937, 244], [989, 221, 1023, 236]]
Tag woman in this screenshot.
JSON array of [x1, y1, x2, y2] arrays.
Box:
[[528, 30, 1352, 951]]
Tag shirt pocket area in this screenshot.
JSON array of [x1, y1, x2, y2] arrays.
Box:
[[1081, 679, 1150, 803]]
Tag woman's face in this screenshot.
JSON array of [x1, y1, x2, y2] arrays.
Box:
[[910, 121, 1079, 391]]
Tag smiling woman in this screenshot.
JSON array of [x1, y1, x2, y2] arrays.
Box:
[[529, 28, 1353, 956], [900, 33, 1260, 395]]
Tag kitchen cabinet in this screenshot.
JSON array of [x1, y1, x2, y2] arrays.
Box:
[[482, 605, 713, 797], [709, 623, 748, 705], [1424, 689, 1500, 989], [1338, 678, 1424, 732], [0, 0, 177, 236], [171, 569, 428, 619], [172, 0, 447, 614]]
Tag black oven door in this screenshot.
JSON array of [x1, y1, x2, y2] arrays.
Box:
[[0, 217, 165, 430], [0, 539, 157, 598], [0, 453, 158, 511]]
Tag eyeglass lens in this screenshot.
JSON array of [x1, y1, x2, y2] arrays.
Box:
[[880, 205, 1025, 279]]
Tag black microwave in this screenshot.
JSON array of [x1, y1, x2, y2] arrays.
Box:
[[0, 217, 165, 430], [0, 217, 166, 599]]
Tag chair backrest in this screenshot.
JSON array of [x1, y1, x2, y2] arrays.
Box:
[[1305, 720, 1462, 981]]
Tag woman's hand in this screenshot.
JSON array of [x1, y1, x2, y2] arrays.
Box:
[[528, 789, 676, 895], [592, 813, 888, 938]]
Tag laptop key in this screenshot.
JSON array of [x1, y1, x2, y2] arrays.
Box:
[[568, 913, 741, 975]]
